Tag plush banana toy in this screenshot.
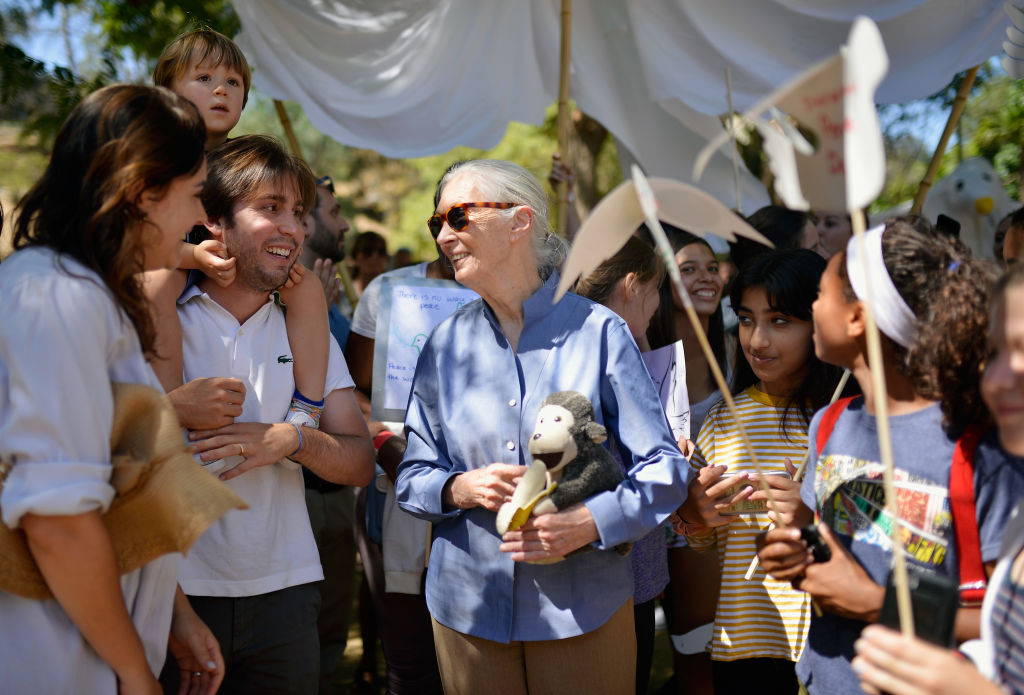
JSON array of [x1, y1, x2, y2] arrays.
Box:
[[496, 391, 629, 558]]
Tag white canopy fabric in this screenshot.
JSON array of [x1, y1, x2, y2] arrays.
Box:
[[235, 1, 1007, 213]]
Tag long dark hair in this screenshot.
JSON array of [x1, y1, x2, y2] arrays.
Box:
[[731, 248, 842, 440], [642, 223, 728, 374], [14, 84, 206, 357]]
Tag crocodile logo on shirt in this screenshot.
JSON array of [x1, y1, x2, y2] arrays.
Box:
[[277, 355, 294, 364]]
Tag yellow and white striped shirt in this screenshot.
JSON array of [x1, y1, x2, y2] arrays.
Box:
[[688, 386, 811, 662]]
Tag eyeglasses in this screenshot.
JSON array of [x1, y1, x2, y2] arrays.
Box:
[[316, 175, 334, 193], [427, 202, 515, 239]]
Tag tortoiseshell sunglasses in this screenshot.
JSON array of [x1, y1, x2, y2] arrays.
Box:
[[427, 202, 515, 239]]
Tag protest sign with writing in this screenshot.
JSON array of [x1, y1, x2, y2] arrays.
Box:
[[371, 277, 479, 422]]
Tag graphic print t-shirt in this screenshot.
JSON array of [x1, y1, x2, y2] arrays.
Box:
[[796, 399, 1024, 694]]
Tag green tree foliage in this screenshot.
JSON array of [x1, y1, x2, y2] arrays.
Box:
[[870, 132, 931, 213], [1, 1, 236, 146], [3, 1, 621, 260], [961, 75, 1024, 201], [236, 96, 621, 260], [86, 0, 238, 63]]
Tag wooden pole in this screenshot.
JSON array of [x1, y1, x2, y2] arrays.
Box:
[[336, 263, 359, 309], [910, 66, 979, 214], [274, 99, 305, 161], [645, 224, 782, 520], [725, 67, 743, 213], [850, 209, 915, 636], [555, 0, 573, 237], [270, 100, 361, 308]]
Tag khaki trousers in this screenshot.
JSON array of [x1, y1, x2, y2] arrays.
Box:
[[431, 598, 635, 695]]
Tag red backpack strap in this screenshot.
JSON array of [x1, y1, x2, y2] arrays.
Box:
[[951, 425, 987, 606], [816, 396, 856, 458]]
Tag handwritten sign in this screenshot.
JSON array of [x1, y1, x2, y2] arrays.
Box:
[[695, 16, 888, 214], [371, 277, 479, 422], [640, 340, 690, 441]]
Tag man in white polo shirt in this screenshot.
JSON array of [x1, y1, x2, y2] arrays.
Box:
[[162, 135, 374, 694]]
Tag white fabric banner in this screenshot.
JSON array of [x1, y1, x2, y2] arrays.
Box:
[[235, 0, 1007, 211]]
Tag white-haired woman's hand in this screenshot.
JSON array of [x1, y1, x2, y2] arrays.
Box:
[[443, 464, 524, 512], [499, 503, 599, 562]]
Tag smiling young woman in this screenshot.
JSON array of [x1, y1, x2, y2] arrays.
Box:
[[1, 84, 224, 694]]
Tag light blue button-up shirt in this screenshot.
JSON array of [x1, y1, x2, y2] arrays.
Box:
[[396, 271, 691, 642]]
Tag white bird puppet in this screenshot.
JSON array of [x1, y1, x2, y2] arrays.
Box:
[[922, 158, 1017, 260]]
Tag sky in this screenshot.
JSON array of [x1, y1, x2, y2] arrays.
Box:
[[7, 2, 91, 70]]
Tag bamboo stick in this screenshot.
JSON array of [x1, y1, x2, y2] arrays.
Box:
[[849, 210, 914, 636], [725, 67, 743, 213], [748, 369, 849, 581], [273, 99, 305, 160], [644, 221, 782, 520], [336, 262, 359, 309], [910, 66, 979, 214], [270, 101, 360, 308], [555, 0, 573, 237]]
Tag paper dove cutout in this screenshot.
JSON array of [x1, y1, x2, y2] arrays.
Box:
[[556, 173, 772, 301], [1004, 3, 1024, 77], [694, 16, 888, 214]]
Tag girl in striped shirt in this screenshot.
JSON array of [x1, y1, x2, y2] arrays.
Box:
[[683, 248, 845, 694]]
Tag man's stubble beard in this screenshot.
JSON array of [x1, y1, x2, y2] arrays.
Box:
[[307, 214, 345, 263], [225, 226, 297, 293]]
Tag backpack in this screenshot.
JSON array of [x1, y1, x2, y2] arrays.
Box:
[[814, 396, 987, 607]]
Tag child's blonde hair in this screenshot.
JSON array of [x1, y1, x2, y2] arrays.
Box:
[[153, 29, 251, 106]]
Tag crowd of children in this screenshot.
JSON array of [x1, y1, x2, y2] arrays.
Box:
[[4, 21, 1024, 695]]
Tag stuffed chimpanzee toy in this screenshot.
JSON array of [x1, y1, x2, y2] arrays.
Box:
[[496, 390, 630, 558]]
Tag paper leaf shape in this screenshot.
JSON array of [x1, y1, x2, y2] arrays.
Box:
[[694, 16, 888, 214], [556, 173, 772, 301]]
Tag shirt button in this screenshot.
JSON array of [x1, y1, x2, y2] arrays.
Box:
[[506, 441, 515, 451], [508, 399, 517, 407]]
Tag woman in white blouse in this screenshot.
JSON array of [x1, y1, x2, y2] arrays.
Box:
[[0, 85, 223, 694]]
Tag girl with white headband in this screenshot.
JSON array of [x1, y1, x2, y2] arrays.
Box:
[[851, 262, 1024, 695], [755, 220, 1024, 695]]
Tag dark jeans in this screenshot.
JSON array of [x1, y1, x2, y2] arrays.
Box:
[[160, 583, 321, 695], [634, 598, 656, 695], [712, 657, 799, 695], [355, 486, 442, 695], [305, 486, 357, 694]]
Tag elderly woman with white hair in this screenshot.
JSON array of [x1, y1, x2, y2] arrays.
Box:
[[395, 159, 691, 694]]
